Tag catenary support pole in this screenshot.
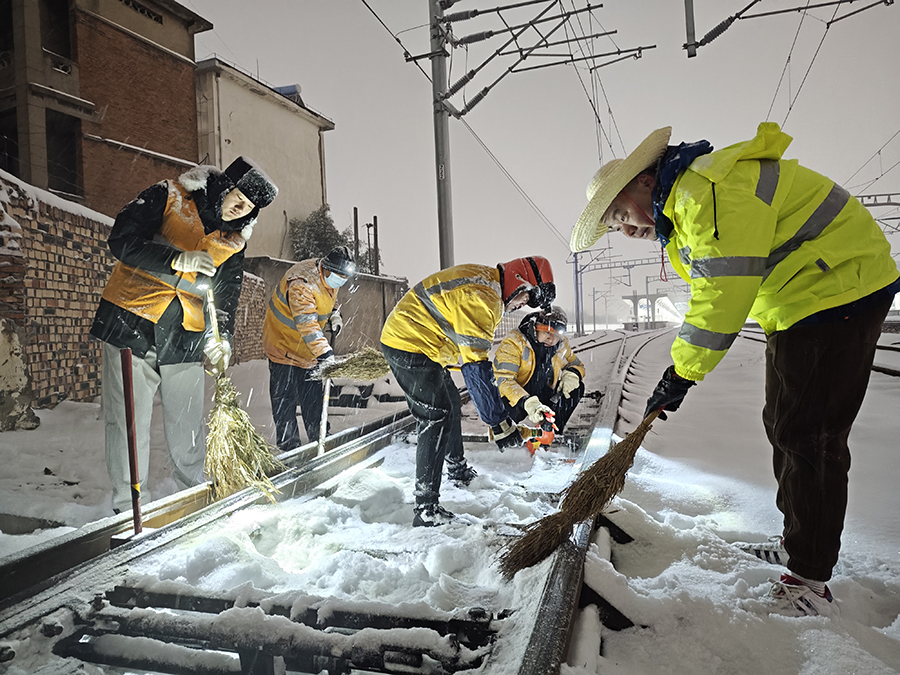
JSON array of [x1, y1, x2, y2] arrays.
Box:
[[429, 0, 455, 269]]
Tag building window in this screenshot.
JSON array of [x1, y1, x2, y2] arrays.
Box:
[[45, 109, 81, 196], [0, 109, 17, 177], [0, 0, 12, 71], [39, 0, 71, 59], [117, 0, 163, 25]]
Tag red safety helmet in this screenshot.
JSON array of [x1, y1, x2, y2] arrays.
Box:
[[499, 256, 555, 310]]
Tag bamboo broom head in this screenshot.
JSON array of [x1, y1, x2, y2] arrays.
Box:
[[496, 410, 660, 580], [557, 411, 658, 524], [498, 511, 573, 581], [206, 375, 285, 502], [314, 346, 392, 381]]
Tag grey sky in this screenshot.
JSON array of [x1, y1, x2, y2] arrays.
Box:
[[182, 0, 900, 319]]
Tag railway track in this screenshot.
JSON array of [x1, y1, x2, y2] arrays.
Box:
[[7, 324, 889, 673], [0, 331, 647, 675]]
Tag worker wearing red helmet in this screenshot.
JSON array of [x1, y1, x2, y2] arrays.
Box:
[[380, 256, 555, 527]]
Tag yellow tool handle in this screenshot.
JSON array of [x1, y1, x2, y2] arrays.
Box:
[[205, 287, 225, 375]]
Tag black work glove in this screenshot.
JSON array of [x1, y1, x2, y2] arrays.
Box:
[[490, 418, 521, 452], [644, 365, 696, 420]]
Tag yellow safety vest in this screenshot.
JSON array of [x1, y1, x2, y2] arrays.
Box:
[[101, 181, 245, 332], [493, 328, 585, 406]]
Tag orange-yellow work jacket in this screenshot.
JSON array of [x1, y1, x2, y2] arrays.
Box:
[[493, 328, 585, 406], [263, 257, 338, 368], [101, 181, 245, 332]]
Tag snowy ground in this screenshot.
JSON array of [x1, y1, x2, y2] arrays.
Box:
[[1, 330, 899, 674]]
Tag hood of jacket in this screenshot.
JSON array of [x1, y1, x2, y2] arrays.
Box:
[[688, 122, 793, 184]]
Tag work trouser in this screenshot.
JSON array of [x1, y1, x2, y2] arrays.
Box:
[[381, 343, 464, 506], [102, 343, 205, 513], [763, 297, 892, 582], [268, 360, 326, 452], [506, 381, 585, 434]]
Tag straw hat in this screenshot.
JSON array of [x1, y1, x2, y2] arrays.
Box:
[[570, 126, 672, 252]]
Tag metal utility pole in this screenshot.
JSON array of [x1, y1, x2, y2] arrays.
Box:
[[428, 0, 454, 269], [572, 251, 584, 335], [352, 207, 360, 263]]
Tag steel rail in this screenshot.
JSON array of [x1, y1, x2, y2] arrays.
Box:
[[0, 411, 416, 635], [0, 332, 635, 675], [0, 409, 413, 603]]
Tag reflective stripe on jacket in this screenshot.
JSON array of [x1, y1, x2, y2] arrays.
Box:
[[663, 122, 899, 381], [493, 328, 585, 406], [263, 257, 337, 368], [380, 264, 503, 367], [100, 181, 246, 332]]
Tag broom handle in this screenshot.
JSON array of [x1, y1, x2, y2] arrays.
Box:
[[205, 287, 225, 375], [644, 409, 662, 424]]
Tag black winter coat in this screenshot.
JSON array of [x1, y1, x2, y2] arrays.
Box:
[[90, 169, 247, 365]]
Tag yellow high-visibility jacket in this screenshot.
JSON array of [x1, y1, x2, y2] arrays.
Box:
[[380, 264, 503, 367], [263, 258, 338, 368], [664, 122, 899, 381], [493, 328, 585, 406]]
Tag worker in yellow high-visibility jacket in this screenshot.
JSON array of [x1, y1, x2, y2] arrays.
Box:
[[380, 256, 556, 527], [572, 122, 900, 617]]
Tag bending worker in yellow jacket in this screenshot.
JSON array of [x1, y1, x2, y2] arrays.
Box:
[[572, 122, 900, 617], [263, 246, 356, 451], [380, 256, 555, 527], [493, 306, 586, 442]]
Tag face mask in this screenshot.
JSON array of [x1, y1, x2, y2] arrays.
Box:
[[325, 273, 348, 288]]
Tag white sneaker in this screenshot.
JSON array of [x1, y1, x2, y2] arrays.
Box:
[[769, 574, 836, 617], [736, 535, 790, 566]]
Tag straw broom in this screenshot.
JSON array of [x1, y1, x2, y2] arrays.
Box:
[[312, 346, 392, 381], [205, 289, 284, 502], [497, 410, 661, 580]]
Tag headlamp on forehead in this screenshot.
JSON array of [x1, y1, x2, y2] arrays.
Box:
[[535, 306, 568, 335]]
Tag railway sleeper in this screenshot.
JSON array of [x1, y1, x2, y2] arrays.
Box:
[[50, 584, 500, 674], [55, 595, 497, 675]]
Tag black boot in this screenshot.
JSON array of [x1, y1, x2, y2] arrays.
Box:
[[446, 460, 477, 486], [413, 502, 457, 527]]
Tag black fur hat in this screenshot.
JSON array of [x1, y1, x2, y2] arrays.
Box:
[[224, 156, 278, 208]]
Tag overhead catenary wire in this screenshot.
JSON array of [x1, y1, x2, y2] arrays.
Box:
[[844, 128, 900, 191], [359, 0, 580, 250]]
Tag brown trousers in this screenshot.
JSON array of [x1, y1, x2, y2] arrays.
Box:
[[763, 297, 892, 581]]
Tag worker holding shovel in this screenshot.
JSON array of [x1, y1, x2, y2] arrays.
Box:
[[263, 246, 356, 452], [571, 122, 900, 617], [493, 306, 586, 452], [90, 157, 278, 515]]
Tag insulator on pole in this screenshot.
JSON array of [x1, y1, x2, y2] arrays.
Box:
[[444, 9, 480, 22], [465, 89, 489, 113], [455, 30, 495, 45], [699, 15, 735, 46], [446, 70, 476, 98]]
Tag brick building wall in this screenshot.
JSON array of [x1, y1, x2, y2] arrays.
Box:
[[0, 170, 270, 408], [74, 10, 199, 219], [1, 172, 111, 407], [233, 272, 266, 363]]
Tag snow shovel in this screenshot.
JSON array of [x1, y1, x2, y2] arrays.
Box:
[[497, 409, 661, 579], [204, 288, 283, 501]]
